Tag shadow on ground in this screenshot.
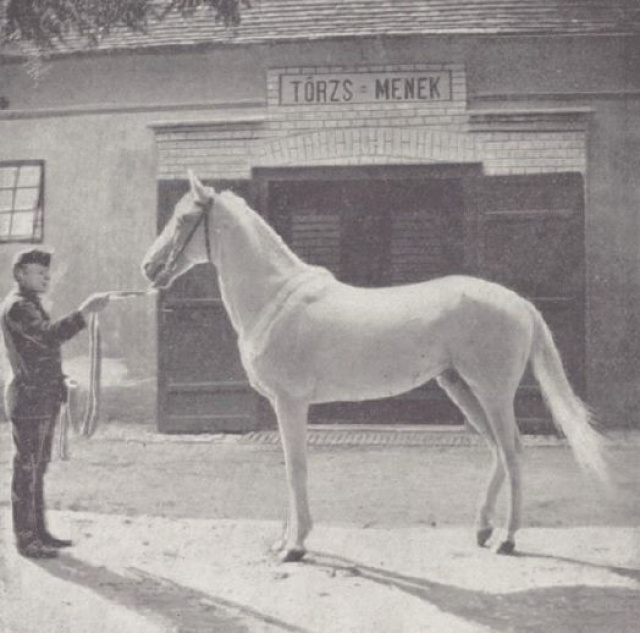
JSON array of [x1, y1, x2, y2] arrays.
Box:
[[38, 555, 311, 633], [303, 551, 640, 633], [32, 547, 640, 633]]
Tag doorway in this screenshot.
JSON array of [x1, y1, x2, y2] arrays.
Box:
[[255, 165, 475, 425]]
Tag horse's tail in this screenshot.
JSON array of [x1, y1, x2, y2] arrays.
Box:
[[529, 307, 611, 485]]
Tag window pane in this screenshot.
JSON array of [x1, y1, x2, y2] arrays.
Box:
[[0, 190, 13, 211], [0, 167, 18, 189], [0, 214, 11, 238], [17, 165, 42, 188], [14, 187, 39, 210], [10, 212, 36, 238], [0, 162, 44, 242]]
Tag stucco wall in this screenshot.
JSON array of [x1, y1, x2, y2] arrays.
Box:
[[0, 112, 160, 420], [4, 35, 640, 111], [587, 99, 640, 428], [1, 33, 639, 427]]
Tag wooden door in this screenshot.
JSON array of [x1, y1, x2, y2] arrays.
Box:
[[463, 173, 586, 432], [156, 179, 260, 433]]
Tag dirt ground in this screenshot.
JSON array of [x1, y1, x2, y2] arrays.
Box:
[[9, 423, 640, 528], [1, 421, 639, 632]]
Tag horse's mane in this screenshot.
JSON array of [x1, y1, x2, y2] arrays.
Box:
[[212, 190, 335, 341], [217, 190, 309, 275]]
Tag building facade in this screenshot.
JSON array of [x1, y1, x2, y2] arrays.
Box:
[[1, 2, 639, 432]]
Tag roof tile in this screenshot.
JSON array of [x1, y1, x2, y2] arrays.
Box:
[[8, 0, 640, 55]]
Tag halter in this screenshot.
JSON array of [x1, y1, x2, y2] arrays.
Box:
[[164, 197, 214, 276]]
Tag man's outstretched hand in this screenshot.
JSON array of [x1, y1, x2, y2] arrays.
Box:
[[79, 293, 111, 318]]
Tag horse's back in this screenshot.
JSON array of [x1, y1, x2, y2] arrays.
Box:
[[260, 273, 534, 350], [308, 274, 531, 323], [247, 273, 536, 401]]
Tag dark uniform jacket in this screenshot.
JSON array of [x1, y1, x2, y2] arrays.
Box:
[[1, 287, 86, 420]]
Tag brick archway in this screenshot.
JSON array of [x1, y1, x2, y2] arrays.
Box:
[[254, 127, 484, 167]]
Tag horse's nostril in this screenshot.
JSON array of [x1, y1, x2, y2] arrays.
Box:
[[142, 261, 157, 279]]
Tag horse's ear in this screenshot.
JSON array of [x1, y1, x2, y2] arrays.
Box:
[[187, 170, 211, 203]]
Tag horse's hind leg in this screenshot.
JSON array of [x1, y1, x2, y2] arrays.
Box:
[[477, 395, 522, 555], [477, 447, 506, 547], [436, 371, 504, 548], [273, 394, 313, 562]]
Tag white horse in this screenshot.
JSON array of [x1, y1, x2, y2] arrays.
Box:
[[142, 170, 610, 562]]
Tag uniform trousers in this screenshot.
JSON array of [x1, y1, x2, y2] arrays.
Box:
[[11, 411, 58, 546]]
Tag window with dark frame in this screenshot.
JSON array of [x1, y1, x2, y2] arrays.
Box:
[[0, 161, 44, 243]]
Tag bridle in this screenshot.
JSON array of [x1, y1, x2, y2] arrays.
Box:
[[163, 197, 214, 276]]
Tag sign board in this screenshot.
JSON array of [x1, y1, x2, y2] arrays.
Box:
[[279, 70, 452, 106]]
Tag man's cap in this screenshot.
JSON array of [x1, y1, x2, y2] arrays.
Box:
[[12, 247, 53, 268]]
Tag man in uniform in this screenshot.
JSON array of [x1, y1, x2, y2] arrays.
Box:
[[1, 248, 110, 559]]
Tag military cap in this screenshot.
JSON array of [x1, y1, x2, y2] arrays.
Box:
[[12, 247, 53, 268]]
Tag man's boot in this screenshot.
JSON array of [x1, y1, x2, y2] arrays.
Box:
[[35, 466, 72, 549], [17, 540, 58, 559]]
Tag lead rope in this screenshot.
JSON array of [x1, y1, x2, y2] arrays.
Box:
[[58, 391, 72, 460], [80, 312, 101, 437], [59, 313, 101, 460], [59, 290, 154, 460]]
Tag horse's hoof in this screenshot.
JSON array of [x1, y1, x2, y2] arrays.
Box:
[[281, 548, 306, 563], [476, 527, 493, 547], [271, 539, 286, 553], [496, 540, 516, 555]]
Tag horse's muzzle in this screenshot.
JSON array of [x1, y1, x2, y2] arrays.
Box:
[[143, 262, 173, 289], [151, 274, 171, 289], [142, 260, 162, 282], [142, 262, 169, 288]]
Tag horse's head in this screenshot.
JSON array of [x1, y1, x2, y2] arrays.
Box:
[[142, 171, 216, 289]]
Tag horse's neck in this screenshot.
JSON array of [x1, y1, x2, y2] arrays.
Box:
[[214, 211, 308, 338]]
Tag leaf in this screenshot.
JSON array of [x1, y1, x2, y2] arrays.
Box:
[[2, 0, 250, 50]]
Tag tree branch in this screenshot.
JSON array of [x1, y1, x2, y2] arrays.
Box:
[[2, 0, 251, 50]]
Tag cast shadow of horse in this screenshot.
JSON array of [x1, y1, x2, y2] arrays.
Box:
[[37, 554, 310, 633], [303, 550, 640, 633], [36, 549, 640, 633]]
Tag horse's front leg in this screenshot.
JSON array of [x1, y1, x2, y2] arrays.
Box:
[[272, 394, 312, 562]]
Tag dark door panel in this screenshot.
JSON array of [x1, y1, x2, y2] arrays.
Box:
[[463, 173, 586, 432], [161, 300, 244, 383], [156, 180, 258, 433]]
